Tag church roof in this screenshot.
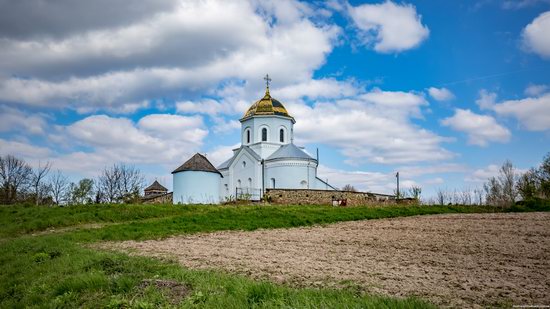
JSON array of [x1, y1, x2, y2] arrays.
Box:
[[241, 87, 294, 122], [144, 180, 168, 192], [266, 143, 316, 161], [172, 153, 222, 176], [217, 146, 261, 170]]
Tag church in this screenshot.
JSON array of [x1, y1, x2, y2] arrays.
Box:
[[171, 76, 336, 204]]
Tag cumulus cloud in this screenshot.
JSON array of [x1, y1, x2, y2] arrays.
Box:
[[292, 88, 451, 164], [524, 84, 548, 96], [492, 93, 550, 131], [0, 0, 177, 39], [476, 89, 497, 110], [0, 0, 340, 112], [348, 1, 429, 53], [427, 87, 455, 101], [0, 138, 52, 159], [317, 165, 397, 193], [522, 11, 550, 59], [465, 164, 500, 183], [441, 109, 511, 146], [0, 105, 48, 135]]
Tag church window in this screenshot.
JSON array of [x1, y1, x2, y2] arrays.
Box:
[[242, 161, 246, 168], [271, 178, 276, 188], [237, 179, 241, 188], [279, 129, 284, 143], [262, 128, 267, 141], [248, 178, 252, 188], [246, 129, 250, 144], [300, 180, 307, 189]]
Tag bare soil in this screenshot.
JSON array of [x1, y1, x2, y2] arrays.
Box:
[[101, 212, 550, 308]]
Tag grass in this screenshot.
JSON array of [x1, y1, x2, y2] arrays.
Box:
[[0, 202, 548, 308]]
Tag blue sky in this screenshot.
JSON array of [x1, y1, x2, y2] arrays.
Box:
[[0, 0, 549, 199]]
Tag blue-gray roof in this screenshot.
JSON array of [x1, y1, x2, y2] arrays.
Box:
[[267, 143, 315, 161]]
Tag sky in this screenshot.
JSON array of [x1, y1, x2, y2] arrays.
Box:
[[0, 0, 549, 199]]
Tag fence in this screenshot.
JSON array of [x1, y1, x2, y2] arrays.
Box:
[[236, 187, 262, 201]]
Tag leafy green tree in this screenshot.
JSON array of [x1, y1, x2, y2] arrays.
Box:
[[517, 168, 539, 200], [68, 178, 94, 205]]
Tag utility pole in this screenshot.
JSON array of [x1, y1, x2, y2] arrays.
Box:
[[396, 172, 400, 200]]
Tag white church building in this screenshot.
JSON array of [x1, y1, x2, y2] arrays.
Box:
[[172, 78, 335, 204]]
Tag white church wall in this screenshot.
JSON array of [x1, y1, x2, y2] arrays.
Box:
[[265, 160, 318, 190], [223, 149, 261, 199], [173, 171, 221, 204], [241, 116, 293, 147]]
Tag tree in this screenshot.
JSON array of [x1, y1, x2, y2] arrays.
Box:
[[342, 184, 357, 192], [48, 170, 69, 205], [69, 178, 94, 205], [483, 160, 518, 207], [436, 188, 448, 205], [97, 164, 144, 203], [499, 160, 517, 205], [0, 155, 32, 204], [408, 186, 422, 200], [473, 187, 484, 205], [30, 161, 51, 205], [517, 168, 539, 201], [539, 152, 550, 198]]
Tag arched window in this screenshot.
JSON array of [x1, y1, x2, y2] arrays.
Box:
[[261, 128, 267, 142], [300, 180, 307, 189], [279, 129, 284, 143], [247, 178, 252, 188], [246, 129, 250, 144], [271, 178, 276, 188], [237, 179, 241, 188]]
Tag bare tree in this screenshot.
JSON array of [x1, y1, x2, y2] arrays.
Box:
[[459, 188, 472, 205], [342, 184, 357, 192], [436, 188, 448, 205], [30, 161, 52, 205], [409, 186, 422, 200], [0, 155, 32, 204], [499, 160, 517, 205], [97, 164, 144, 203], [473, 187, 484, 205], [49, 170, 69, 205]]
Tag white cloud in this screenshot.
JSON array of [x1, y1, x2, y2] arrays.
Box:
[[0, 138, 51, 159], [206, 143, 240, 167], [476, 89, 497, 110], [317, 165, 396, 193], [492, 93, 550, 131], [292, 88, 451, 164], [0, 0, 340, 112], [348, 1, 429, 53], [275, 78, 358, 101], [0, 105, 48, 135], [522, 11, 550, 59], [441, 109, 511, 146], [37, 113, 209, 175], [466, 164, 500, 183], [427, 87, 455, 101], [524, 84, 548, 96]]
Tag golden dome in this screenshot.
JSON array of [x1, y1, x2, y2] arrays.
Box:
[[241, 88, 294, 121]]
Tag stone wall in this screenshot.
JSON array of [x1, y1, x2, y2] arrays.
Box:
[[141, 192, 173, 204], [265, 188, 414, 206]]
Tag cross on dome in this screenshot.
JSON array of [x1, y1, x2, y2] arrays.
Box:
[[264, 74, 272, 89]]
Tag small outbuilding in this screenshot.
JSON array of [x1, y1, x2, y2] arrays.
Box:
[[172, 153, 222, 204], [144, 180, 168, 196]]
